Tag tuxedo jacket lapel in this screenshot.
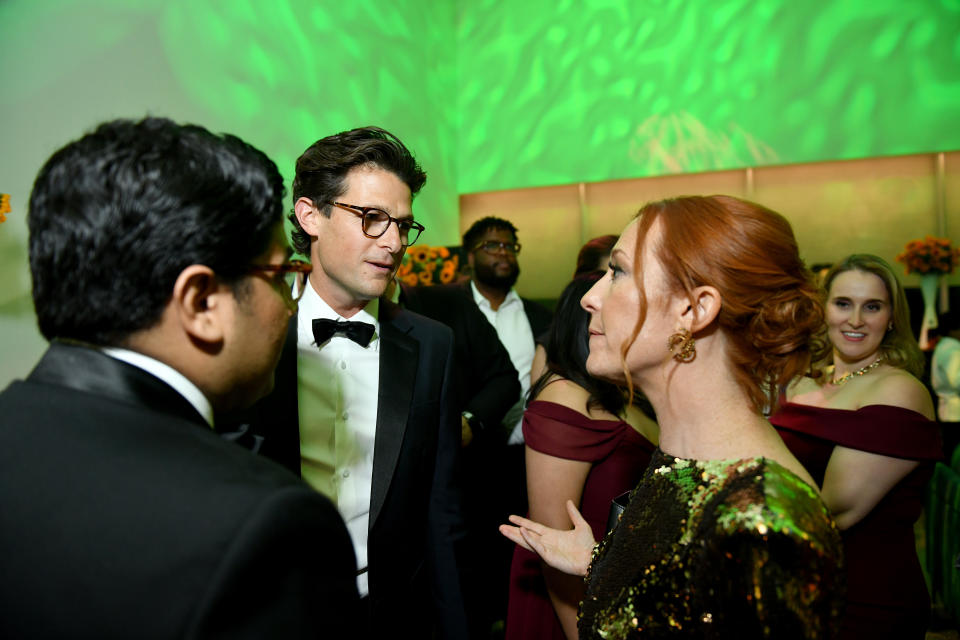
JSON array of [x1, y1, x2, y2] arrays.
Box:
[[255, 305, 421, 525], [370, 302, 418, 528], [29, 341, 208, 428]]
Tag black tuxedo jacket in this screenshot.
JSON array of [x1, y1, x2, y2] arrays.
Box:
[[245, 299, 468, 638], [0, 341, 358, 639], [401, 282, 520, 436]]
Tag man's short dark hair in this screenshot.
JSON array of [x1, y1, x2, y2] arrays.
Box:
[[289, 126, 426, 255], [28, 117, 285, 346], [462, 216, 518, 252]]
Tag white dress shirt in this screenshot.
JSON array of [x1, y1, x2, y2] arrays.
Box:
[[100, 346, 214, 428], [470, 281, 534, 443], [296, 282, 379, 597]]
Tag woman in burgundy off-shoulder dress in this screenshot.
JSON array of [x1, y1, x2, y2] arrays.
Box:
[[504, 274, 657, 640], [770, 255, 942, 640]]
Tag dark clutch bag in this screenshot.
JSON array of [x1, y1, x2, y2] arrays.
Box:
[[606, 490, 631, 533]]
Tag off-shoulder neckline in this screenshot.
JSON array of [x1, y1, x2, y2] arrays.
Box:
[[526, 398, 627, 425], [778, 401, 932, 422]]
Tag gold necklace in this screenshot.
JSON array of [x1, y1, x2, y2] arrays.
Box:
[[829, 356, 884, 386]]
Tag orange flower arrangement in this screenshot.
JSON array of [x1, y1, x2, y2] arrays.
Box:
[[896, 236, 960, 275], [0, 193, 10, 223], [397, 245, 460, 287]]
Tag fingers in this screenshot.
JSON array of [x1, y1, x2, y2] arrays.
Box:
[[499, 524, 534, 553], [519, 526, 544, 556], [507, 514, 544, 533], [566, 499, 589, 528]]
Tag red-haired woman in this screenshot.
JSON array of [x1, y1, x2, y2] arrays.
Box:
[[501, 195, 843, 639], [771, 254, 941, 640]]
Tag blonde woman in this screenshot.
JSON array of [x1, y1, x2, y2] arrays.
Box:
[[771, 254, 941, 640]]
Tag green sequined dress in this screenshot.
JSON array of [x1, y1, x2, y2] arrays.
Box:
[[578, 449, 844, 639]]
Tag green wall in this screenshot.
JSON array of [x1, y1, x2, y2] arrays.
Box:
[[457, 0, 960, 193]]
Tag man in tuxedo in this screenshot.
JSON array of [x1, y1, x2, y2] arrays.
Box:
[[245, 126, 467, 638], [0, 118, 359, 639]]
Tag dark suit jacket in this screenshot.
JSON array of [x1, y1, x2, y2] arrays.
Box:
[[401, 282, 520, 435], [245, 300, 468, 638], [0, 341, 359, 639], [441, 280, 552, 343], [425, 280, 553, 375]]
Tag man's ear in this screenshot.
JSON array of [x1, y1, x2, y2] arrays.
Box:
[[172, 265, 228, 344], [467, 249, 476, 272], [680, 285, 722, 333], [294, 197, 323, 236]]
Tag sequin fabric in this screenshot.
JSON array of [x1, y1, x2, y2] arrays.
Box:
[[578, 449, 844, 639]]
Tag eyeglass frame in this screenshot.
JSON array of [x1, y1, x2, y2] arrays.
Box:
[[248, 259, 312, 306], [472, 240, 522, 256], [326, 201, 425, 246]]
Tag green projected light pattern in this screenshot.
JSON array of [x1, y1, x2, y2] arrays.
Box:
[[3, 0, 959, 236], [457, 0, 960, 193], [160, 0, 460, 245]]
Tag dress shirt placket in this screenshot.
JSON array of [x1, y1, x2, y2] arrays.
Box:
[[295, 284, 379, 598], [333, 337, 378, 598]]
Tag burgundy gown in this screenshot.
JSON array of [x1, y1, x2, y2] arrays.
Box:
[[770, 402, 943, 640], [504, 400, 655, 640]]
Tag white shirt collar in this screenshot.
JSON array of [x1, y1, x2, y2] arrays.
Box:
[[470, 280, 521, 310], [99, 346, 214, 428]]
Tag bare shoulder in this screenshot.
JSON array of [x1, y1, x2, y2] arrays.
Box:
[[787, 374, 819, 395], [784, 374, 825, 404], [534, 377, 594, 417], [861, 368, 935, 419]]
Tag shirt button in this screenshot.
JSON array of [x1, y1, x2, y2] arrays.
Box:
[[342, 469, 350, 478], [340, 361, 347, 370], [342, 412, 349, 421]]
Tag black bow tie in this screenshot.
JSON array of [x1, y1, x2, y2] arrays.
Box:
[[312, 318, 375, 347]]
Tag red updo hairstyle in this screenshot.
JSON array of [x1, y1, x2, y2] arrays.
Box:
[[626, 195, 826, 413]]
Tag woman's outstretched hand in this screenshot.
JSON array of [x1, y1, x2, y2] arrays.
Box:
[[499, 499, 596, 577]]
